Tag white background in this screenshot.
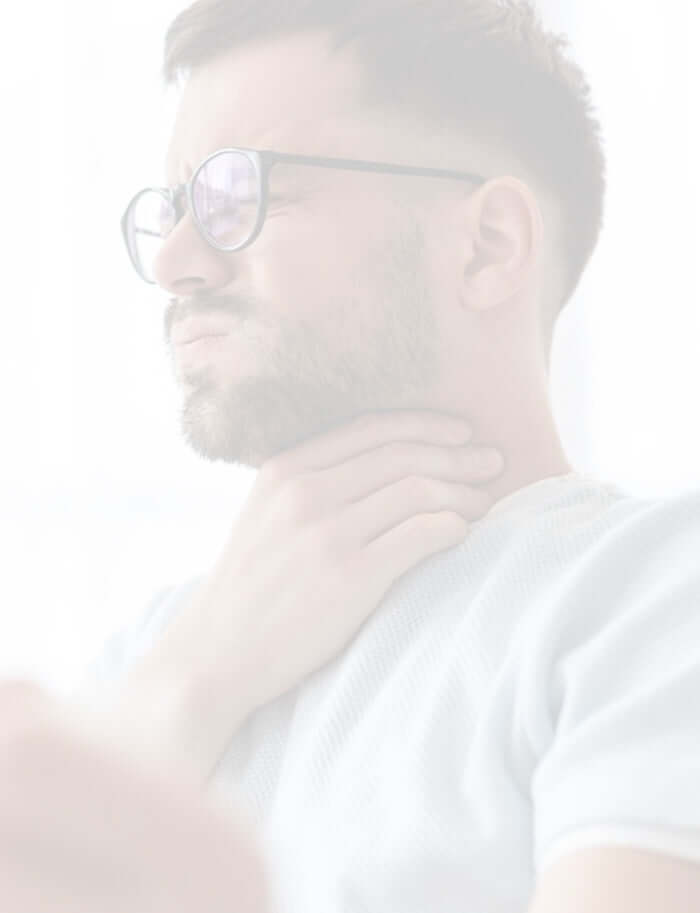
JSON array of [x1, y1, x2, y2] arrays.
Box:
[[1, 1, 699, 692]]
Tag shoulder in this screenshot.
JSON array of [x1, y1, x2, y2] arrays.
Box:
[[516, 484, 700, 656], [522, 489, 700, 876]]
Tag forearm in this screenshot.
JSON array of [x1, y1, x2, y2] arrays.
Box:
[[93, 661, 237, 786], [70, 594, 257, 787]]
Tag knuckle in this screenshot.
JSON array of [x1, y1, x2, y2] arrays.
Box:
[[258, 457, 290, 488], [409, 475, 444, 503], [277, 476, 319, 524], [303, 522, 347, 567]]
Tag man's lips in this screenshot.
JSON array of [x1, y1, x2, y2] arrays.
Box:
[[171, 316, 235, 346]]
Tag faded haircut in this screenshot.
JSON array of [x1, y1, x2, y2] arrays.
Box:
[[163, 0, 606, 345]]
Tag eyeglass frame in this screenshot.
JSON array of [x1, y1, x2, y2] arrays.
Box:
[[121, 146, 488, 284]]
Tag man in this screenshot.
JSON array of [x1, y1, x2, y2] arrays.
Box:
[[4, 1, 700, 911]]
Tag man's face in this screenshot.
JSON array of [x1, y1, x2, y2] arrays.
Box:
[[158, 30, 451, 469]]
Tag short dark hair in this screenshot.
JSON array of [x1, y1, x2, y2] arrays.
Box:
[[163, 0, 606, 329]]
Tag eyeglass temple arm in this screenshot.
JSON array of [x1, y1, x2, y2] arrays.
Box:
[[260, 150, 486, 185]]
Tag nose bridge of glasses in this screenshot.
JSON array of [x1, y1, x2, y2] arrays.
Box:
[[168, 184, 188, 222]]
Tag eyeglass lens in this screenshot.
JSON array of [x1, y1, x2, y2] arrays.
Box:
[[125, 150, 260, 283]]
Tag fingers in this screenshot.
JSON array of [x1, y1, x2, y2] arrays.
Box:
[[315, 441, 504, 507], [358, 510, 472, 583], [255, 440, 503, 539], [260, 409, 474, 479], [337, 476, 494, 549]]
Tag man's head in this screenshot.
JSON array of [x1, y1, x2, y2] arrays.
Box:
[[152, 0, 605, 469]]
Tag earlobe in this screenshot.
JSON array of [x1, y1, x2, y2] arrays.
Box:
[[464, 263, 511, 310]]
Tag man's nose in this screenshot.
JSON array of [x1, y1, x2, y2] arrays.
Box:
[[152, 214, 235, 294]]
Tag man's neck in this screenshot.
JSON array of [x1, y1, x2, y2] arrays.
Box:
[[483, 419, 573, 509], [437, 355, 574, 510]]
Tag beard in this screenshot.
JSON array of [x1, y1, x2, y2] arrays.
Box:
[[166, 224, 442, 469]]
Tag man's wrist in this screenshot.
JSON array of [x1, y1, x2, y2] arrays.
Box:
[[70, 658, 247, 787]]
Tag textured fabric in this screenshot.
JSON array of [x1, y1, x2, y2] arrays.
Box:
[[75, 472, 700, 912]]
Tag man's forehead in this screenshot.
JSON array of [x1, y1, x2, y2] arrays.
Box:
[[164, 29, 370, 184]]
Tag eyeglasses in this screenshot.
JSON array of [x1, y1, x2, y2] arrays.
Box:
[[121, 146, 487, 285]]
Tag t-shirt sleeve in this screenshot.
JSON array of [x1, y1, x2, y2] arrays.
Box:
[[532, 496, 700, 874], [71, 575, 205, 709]]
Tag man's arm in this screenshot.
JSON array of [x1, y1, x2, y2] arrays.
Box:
[[70, 576, 255, 787], [528, 846, 700, 913], [74, 410, 501, 785]]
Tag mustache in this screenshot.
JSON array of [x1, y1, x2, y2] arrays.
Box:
[[164, 294, 253, 343]]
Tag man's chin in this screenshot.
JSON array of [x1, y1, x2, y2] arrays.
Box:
[[180, 396, 266, 469], [177, 377, 371, 470], [178, 383, 319, 469]]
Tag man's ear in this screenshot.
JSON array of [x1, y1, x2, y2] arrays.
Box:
[[461, 176, 543, 311]]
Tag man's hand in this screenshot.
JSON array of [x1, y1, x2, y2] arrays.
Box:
[[117, 409, 504, 780], [0, 681, 270, 913]]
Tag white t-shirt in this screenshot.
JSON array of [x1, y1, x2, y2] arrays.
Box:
[[78, 472, 700, 913]]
